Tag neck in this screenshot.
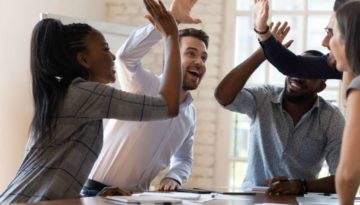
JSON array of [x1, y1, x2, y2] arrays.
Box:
[[180, 89, 189, 103], [283, 96, 317, 126]]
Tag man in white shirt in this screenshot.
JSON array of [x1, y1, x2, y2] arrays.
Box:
[[81, 0, 209, 195]]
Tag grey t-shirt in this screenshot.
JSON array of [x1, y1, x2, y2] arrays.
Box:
[[347, 75, 360, 97], [0, 78, 170, 204]]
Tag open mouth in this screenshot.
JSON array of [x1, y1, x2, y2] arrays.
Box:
[[187, 68, 200, 78], [289, 79, 305, 91]]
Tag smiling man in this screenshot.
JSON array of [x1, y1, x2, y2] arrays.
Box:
[[215, 49, 344, 195], [81, 0, 209, 195]]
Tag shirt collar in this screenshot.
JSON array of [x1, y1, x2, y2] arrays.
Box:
[[271, 89, 321, 110]]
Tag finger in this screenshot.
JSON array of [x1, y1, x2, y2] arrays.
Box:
[[145, 15, 156, 26], [144, 0, 157, 18], [269, 22, 274, 30], [278, 21, 288, 33], [282, 26, 291, 37], [272, 21, 281, 34], [190, 18, 202, 24], [283, 40, 294, 48], [146, 0, 161, 17], [158, 0, 168, 13]]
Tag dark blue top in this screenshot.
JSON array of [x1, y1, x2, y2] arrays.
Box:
[[259, 35, 342, 80]]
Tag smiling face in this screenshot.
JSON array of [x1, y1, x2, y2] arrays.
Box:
[[179, 36, 208, 91], [322, 13, 337, 69], [284, 77, 326, 103], [329, 16, 350, 72], [78, 30, 116, 84]]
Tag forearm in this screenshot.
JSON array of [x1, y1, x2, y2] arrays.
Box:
[[306, 175, 335, 193], [117, 24, 161, 69], [160, 34, 182, 116], [336, 170, 358, 205], [215, 48, 265, 105]]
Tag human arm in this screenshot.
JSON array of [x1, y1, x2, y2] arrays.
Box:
[[159, 126, 195, 191], [214, 48, 265, 106], [336, 89, 360, 205], [266, 175, 335, 195], [340, 71, 354, 110], [252, 0, 342, 79], [214, 22, 291, 106], [144, 0, 181, 116]]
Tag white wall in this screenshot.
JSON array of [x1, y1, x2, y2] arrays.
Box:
[[0, 0, 106, 191]]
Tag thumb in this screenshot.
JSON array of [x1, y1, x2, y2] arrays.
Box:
[[283, 40, 294, 48], [145, 15, 155, 26]]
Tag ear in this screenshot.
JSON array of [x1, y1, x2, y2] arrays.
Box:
[[76, 52, 90, 69], [317, 81, 327, 93]]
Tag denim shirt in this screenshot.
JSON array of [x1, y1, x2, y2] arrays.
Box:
[[225, 85, 344, 190]]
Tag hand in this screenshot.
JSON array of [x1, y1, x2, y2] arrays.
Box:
[[253, 0, 269, 32], [97, 186, 132, 197], [170, 0, 201, 24], [265, 176, 301, 195], [157, 178, 181, 191], [144, 0, 179, 37], [269, 21, 294, 48]]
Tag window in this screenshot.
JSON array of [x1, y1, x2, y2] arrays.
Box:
[[227, 0, 336, 189]]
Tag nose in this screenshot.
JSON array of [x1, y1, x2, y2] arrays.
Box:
[[322, 34, 330, 49], [194, 56, 205, 67], [111, 52, 116, 60]]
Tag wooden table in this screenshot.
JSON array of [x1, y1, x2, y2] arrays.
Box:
[[15, 193, 299, 205]]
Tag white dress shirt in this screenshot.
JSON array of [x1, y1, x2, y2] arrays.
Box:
[[88, 23, 195, 192]]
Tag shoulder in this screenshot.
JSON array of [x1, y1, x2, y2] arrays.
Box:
[[318, 97, 344, 119]]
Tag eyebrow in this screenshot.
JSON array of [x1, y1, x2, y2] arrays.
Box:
[[186, 47, 208, 56]]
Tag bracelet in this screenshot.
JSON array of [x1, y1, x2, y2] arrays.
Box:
[[254, 26, 269, 35]]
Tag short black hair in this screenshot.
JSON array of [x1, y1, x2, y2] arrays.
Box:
[[303, 50, 324, 57], [179, 28, 209, 48]]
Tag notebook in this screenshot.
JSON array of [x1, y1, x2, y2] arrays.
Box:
[[106, 195, 182, 205]]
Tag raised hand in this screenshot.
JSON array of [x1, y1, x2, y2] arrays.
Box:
[[144, 0, 179, 37], [253, 0, 269, 32], [269, 21, 294, 48], [170, 0, 201, 24]]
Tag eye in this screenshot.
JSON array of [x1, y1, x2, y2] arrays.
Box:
[[202, 55, 208, 62]]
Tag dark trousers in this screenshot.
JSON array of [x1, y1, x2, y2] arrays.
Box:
[[81, 179, 108, 197]]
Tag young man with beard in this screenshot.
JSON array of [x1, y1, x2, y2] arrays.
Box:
[[81, 0, 209, 196], [215, 48, 344, 195]]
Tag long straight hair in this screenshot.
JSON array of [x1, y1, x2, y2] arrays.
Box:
[[30, 18, 93, 140], [336, 0, 360, 76]]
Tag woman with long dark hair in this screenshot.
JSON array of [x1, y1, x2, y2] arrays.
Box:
[[0, 0, 181, 204], [329, 0, 360, 204]]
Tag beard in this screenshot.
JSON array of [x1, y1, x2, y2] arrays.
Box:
[[283, 89, 316, 103]]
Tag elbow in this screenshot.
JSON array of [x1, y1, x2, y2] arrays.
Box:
[[337, 166, 360, 187], [214, 86, 229, 106], [167, 105, 180, 117]]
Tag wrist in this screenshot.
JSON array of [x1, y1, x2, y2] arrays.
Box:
[[254, 25, 270, 35], [295, 179, 308, 195]]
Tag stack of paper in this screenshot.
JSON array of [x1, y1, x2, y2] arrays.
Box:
[[106, 195, 182, 205]]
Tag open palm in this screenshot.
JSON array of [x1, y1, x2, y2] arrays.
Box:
[[170, 0, 201, 24]]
